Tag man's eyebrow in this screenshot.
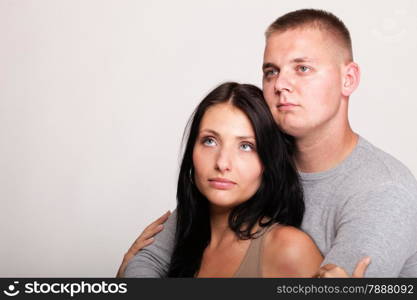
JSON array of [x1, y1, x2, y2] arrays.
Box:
[[262, 58, 314, 70], [262, 62, 278, 70], [291, 57, 313, 63]]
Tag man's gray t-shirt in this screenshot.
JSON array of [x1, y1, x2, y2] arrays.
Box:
[[125, 136, 417, 277]]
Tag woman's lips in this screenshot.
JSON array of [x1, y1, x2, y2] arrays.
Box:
[[208, 178, 236, 190]]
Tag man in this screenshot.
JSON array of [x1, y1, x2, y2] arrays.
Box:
[[123, 9, 417, 277]]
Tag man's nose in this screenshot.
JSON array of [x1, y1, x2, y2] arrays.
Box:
[[274, 70, 293, 94]]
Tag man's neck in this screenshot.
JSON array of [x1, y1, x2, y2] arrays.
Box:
[[294, 126, 358, 173]]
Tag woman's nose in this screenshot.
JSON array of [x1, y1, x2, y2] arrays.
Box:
[[215, 147, 232, 173]]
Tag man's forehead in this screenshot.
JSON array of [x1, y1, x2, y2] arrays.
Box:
[[266, 28, 327, 48], [263, 28, 341, 63]]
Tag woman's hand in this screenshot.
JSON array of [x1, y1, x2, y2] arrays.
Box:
[[116, 210, 171, 277], [315, 257, 371, 278]]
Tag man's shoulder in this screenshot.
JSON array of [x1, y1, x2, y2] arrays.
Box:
[[331, 137, 417, 216], [356, 137, 410, 175], [303, 136, 417, 213], [345, 136, 417, 192]]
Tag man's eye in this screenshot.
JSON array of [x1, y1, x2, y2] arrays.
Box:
[[264, 69, 278, 77], [298, 65, 311, 72], [203, 137, 216, 147]]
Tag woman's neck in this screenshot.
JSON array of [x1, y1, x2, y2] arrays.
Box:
[[208, 207, 237, 249]]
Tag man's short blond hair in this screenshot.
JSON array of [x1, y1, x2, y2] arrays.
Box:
[[266, 9, 353, 61]]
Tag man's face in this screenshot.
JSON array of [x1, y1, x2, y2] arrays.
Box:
[[262, 28, 347, 138]]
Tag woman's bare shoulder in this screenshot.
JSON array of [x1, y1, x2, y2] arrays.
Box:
[[262, 225, 323, 277]]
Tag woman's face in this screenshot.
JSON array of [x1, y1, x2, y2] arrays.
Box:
[[193, 103, 263, 212]]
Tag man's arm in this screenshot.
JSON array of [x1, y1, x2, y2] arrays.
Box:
[[322, 183, 417, 277], [317, 257, 371, 277], [124, 210, 177, 277], [116, 211, 170, 277]]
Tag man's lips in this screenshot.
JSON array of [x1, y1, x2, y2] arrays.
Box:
[[208, 178, 236, 190], [277, 103, 298, 111]]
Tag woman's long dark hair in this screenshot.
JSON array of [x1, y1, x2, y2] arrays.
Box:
[[167, 82, 304, 277]]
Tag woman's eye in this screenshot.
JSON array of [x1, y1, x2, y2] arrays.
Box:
[[203, 137, 216, 147], [240, 143, 254, 152]]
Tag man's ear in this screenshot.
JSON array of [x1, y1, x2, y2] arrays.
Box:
[[342, 62, 360, 97]]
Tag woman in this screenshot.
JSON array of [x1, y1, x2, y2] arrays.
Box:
[[117, 82, 369, 277], [122, 82, 322, 277], [168, 81, 323, 277]]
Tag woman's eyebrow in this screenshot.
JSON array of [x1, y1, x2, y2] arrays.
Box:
[[200, 129, 255, 140], [199, 129, 219, 136], [236, 136, 256, 140]]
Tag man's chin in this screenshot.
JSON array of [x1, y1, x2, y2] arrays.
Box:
[[277, 122, 306, 138]]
